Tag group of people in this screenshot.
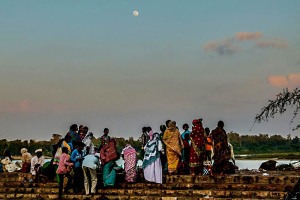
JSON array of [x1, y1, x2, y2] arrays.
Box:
[[1, 119, 237, 199], [52, 125, 117, 199], [140, 119, 237, 180], [0, 147, 45, 183]]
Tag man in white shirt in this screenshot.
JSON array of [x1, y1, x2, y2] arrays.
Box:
[[82, 132, 95, 155], [82, 153, 101, 195], [30, 149, 45, 182]]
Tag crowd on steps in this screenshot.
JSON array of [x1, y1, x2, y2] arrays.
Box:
[[0, 119, 238, 199]]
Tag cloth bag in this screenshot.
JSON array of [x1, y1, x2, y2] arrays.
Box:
[[100, 140, 117, 164]]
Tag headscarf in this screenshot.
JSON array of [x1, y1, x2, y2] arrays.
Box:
[[21, 148, 28, 154], [163, 121, 183, 156], [192, 118, 204, 133], [122, 144, 137, 159], [190, 118, 205, 156], [168, 121, 177, 131], [192, 118, 203, 126], [35, 149, 42, 153], [21, 148, 32, 163], [148, 130, 154, 140]]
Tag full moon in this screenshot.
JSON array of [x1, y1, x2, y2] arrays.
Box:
[[133, 10, 139, 17]]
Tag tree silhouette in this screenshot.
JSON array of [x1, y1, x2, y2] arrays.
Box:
[[254, 87, 300, 130]]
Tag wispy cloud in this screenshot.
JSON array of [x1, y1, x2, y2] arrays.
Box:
[[203, 38, 240, 56], [204, 32, 288, 55], [268, 74, 300, 89], [256, 38, 288, 49], [0, 100, 70, 114], [235, 32, 262, 41]]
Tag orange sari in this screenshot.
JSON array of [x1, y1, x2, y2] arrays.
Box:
[[163, 121, 183, 173]]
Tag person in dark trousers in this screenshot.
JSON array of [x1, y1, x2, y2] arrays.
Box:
[[140, 126, 149, 159], [205, 127, 213, 162], [56, 147, 73, 199], [70, 142, 85, 194]]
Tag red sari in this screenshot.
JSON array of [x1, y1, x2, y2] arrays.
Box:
[[189, 123, 206, 175]]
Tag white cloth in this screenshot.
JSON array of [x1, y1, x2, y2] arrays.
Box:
[[228, 143, 235, 160], [30, 156, 45, 175], [1, 157, 17, 172], [143, 157, 162, 184]]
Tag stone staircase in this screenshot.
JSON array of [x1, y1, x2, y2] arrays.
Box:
[[0, 171, 299, 200]]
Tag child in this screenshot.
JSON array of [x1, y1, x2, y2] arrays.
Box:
[[56, 147, 74, 199]]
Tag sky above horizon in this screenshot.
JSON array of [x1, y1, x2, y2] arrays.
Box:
[[0, 0, 300, 141]]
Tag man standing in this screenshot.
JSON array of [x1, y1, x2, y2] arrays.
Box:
[[30, 149, 45, 182], [82, 153, 101, 195], [139, 127, 149, 159], [70, 142, 85, 194], [205, 127, 213, 162]]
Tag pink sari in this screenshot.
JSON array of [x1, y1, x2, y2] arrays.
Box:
[[122, 144, 137, 182]]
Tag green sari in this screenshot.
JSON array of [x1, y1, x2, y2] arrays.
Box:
[[103, 161, 116, 187]]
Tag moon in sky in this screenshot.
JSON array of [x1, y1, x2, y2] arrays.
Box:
[[133, 10, 139, 17]]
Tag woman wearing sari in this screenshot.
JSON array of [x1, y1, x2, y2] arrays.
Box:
[[211, 121, 234, 174], [122, 144, 137, 183], [189, 119, 206, 175], [142, 129, 163, 183], [100, 137, 117, 187], [163, 121, 183, 174]]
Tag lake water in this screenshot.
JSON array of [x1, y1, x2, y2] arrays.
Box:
[[235, 159, 297, 170]]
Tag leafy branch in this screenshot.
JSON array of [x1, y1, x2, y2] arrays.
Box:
[[254, 87, 300, 130]]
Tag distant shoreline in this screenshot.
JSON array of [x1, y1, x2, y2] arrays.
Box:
[[235, 152, 300, 160], [11, 156, 52, 160]]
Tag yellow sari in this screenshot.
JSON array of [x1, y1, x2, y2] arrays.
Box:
[[163, 121, 183, 173]]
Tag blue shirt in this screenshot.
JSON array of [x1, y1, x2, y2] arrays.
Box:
[[70, 149, 84, 168], [181, 130, 191, 139]]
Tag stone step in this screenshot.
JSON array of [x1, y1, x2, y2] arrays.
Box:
[[2, 174, 299, 186], [166, 174, 300, 186], [0, 172, 296, 199], [101, 189, 286, 199], [120, 182, 292, 191], [0, 193, 287, 200], [0, 188, 287, 199], [0, 181, 292, 192]]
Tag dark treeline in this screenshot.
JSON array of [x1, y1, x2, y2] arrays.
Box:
[[1, 133, 300, 158], [228, 132, 300, 154]]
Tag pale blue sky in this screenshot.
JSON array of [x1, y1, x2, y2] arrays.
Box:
[[0, 0, 300, 140]]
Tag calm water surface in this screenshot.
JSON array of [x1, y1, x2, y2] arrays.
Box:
[[235, 159, 297, 170]]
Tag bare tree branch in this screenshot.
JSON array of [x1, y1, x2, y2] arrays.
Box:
[[254, 87, 300, 130]]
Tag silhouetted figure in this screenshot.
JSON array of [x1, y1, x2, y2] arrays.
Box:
[[212, 121, 237, 174]]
